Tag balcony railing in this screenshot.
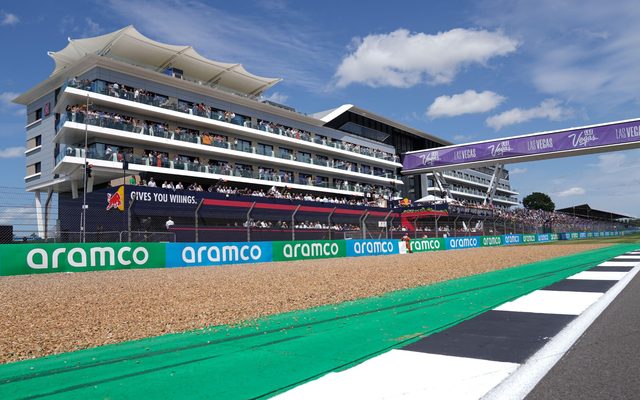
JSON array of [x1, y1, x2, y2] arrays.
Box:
[[64, 79, 400, 163], [441, 171, 517, 193], [58, 111, 402, 183], [56, 145, 400, 197]]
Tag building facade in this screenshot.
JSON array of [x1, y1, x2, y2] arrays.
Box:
[[15, 26, 518, 237]]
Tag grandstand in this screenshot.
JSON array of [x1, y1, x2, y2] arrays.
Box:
[[9, 26, 573, 242]]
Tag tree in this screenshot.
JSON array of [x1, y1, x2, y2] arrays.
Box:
[[523, 192, 555, 211]]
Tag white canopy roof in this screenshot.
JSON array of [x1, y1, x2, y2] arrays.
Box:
[[48, 26, 281, 96], [415, 195, 444, 203]]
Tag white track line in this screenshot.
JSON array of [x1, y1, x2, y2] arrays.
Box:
[[597, 261, 640, 267], [275, 350, 519, 400], [482, 266, 640, 400], [613, 255, 640, 260], [566, 271, 627, 280], [277, 255, 638, 399], [494, 290, 602, 315]]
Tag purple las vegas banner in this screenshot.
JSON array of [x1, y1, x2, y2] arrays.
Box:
[[403, 118, 640, 171]]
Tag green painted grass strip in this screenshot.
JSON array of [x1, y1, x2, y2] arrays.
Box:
[[0, 244, 634, 400]]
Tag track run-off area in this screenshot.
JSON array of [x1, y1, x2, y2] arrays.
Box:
[[0, 243, 638, 399]]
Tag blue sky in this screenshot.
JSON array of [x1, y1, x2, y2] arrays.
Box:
[[1, 0, 639, 217]]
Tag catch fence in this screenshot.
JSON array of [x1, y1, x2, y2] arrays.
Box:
[[0, 186, 634, 243]]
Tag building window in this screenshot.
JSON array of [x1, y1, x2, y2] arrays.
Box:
[[315, 175, 328, 187], [314, 155, 328, 166], [279, 169, 293, 183], [234, 163, 253, 178], [299, 173, 313, 186], [234, 138, 252, 153], [28, 108, 43, 124], [297, 151, 311, 163], [256, 143, 273, 156], [257, 166, 276, 180], [279, 147, 293, 160], [27, 135, 42, 150], [26, 162, 41, 176]]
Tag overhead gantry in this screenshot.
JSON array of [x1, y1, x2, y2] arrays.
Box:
[[402, 117, 640, 205]]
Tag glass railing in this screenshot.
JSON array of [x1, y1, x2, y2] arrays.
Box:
[[255, 147, 273, 157], [313, 158, 328, 167], [174, 131, 199, 144], [56, 144, 124, 165], [443, 171, 518, 194], [231, 143, 252, 153], [65, 79, 399, 163], [257, 171, 279, 182], [448, 186, 517, 203], [278, 152, 294, 161], [56, 145, 392, 194], [60, 111, 401, 185], [56, 112, 69, 132]]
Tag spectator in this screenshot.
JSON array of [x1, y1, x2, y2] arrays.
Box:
[[165, 217, 174, 230], [401, 233, 412, 253]]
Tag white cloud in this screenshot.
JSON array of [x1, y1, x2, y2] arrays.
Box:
[[82, 17, 103, 36], [556, 187, 586, 197], [427, 90, 505, 118], [335, 28, 518, 88], [485, 99, 572, 131], [0, 205, 40, 236], [453, 134, 474, 142], [1, 12, 19, 26], [0, 92, 23, 116], [542, 150, 640, 217], [261, 92, 289, 105], [59, 16, 104, 37], [0, 146, 25, 158], [509, 167, 528, 175], [104, 0, 335, 91], [591, 153, 626, 173], [474, 0, 640, 111]]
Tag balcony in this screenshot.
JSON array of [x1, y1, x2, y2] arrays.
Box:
[[427, 186, 519, 205], [55, 146, 383, 197], [58, 80, 401, 167], [435, 171, 519, 195], [55, 113, 403, 186]]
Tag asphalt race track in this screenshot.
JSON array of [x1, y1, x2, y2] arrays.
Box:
[[526, 253, 640, 399], [0, 245, 638, 399]]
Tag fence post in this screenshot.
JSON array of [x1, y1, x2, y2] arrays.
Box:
[[246, 201, 256, 242], [291, 204, 300, 241], [359, 210, 369, 239], [383, 210, 393, 239], [434, 215, 440, 238], [413, 217, 420, 239], [389, 216, 396, 239], [127, 198, 135, 242], [328, 207, 337, 240], [454, 215, 459, 235], [195, 199, 204, 243], [43, 189, 53, 241]]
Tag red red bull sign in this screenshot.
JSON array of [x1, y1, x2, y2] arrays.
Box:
[[106, 186, 125, 211]]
